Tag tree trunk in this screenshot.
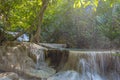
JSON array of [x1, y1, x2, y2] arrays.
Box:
[[30, 0, 49, 43], [5, 0, 49, 42]]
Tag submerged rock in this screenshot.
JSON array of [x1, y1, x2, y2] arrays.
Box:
[[25, 67, 56, 78]]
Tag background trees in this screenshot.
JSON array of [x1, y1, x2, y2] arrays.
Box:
[[0, 0, 120, 49]]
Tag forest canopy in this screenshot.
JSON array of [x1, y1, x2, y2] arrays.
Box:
[[0, 0, 120, 49]]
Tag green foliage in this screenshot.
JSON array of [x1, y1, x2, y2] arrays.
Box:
[[96, 1, 120, 41], [0, 0, 42, 31], [0, 0, 120, 48]]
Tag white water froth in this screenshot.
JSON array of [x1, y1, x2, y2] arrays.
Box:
[[48, 70, 104, 80]]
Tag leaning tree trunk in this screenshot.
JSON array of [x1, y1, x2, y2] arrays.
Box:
[[30, 0, 49, 43]]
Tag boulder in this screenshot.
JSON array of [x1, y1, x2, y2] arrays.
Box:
[[0, 72, 19, 80], [0, 42, 55, 79], [0, 43, 35, 72]]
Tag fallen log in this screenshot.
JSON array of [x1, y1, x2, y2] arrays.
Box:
[[39, 43, 67, 49]]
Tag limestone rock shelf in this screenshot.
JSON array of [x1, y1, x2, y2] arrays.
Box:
[[0, 42, 119, 80]]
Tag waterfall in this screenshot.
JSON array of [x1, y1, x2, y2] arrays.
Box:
[[35, 49, 47, 69], [30, 44, 47, 69], [48, 50, 120, 80], [29, 44, 56, 79]]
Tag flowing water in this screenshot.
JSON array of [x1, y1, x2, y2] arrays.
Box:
[[30, 45, 47, 69], [48, 50, 120, 80], [35, 49, 46, 69], [30, 46, 120, 80]]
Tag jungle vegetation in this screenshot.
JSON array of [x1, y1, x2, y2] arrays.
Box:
[[0, 0, 120, 49]]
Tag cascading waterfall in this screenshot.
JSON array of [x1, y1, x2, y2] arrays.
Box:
[[48, 51, 120, 80], [78, 52, 106, 80], [35, 49, 46, 69], [30, 44, 47, 69], [29, 44, 56, 79]]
